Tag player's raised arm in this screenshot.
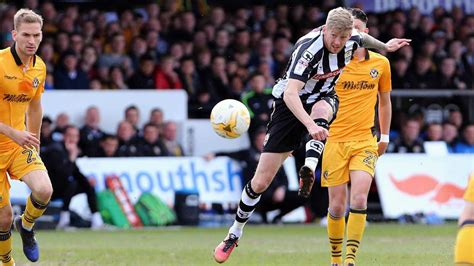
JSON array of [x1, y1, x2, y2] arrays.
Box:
[[359, 32, 411, 52]]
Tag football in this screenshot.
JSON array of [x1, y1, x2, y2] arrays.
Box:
[[210, 99, 251, 139]]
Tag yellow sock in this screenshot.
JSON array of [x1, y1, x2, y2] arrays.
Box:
[[0, 229, 14, 266], [455, 220, 474, 265], [344, 209, 367, 265], [22, 193, 49, 230], [327, 212, 345, 265]]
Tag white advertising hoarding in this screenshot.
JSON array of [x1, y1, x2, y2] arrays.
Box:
[[376, 154, 474, 219]]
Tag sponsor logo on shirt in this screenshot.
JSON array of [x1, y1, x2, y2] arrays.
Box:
[[311, 68, 342, 80]]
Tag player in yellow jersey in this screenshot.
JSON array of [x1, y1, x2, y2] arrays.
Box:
[[0, 9, 52, 265], [321, 9, 392, 266], [455, 172, 474, 265]]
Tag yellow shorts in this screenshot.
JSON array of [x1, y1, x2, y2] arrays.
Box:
[[465, 173, 474, 203], [0, 145, 46, 208], [321, 136, 378, 187]]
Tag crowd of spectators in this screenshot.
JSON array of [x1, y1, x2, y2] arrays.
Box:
[[1, 1, 472, 154], [0, 1, 472, 118]]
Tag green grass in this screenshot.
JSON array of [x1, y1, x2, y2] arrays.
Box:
[[11, 223, 457, 265]]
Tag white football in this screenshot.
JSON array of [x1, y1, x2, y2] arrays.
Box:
[[210, 99, 251, 139]]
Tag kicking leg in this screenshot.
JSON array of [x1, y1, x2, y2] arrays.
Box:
[[299, 99, 335, 197], [214, 151, 291, 263]]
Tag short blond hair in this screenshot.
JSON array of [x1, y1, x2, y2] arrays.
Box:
[[326, 7, 353, 32], [14, 8, 43, 31]]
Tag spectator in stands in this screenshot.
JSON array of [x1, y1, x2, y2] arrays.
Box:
[[80, 45, 99, 80], [136, 123, 168, 157], [96, 134, 119, 157], [433, 57, 467, 89], [448, 109, 464, 130], [388, 118, 425, 153], [241, 72, 273, 138], [443, 122, 459, 152], [40, 116, 54, 151], [148, 108, 164, 130], [70, 32, 84, 56], [454, 124, 474, 153], [407, 55, 435, 89], [178, 56, 202, 105], [205, 128, 305, 224], [116, 120, 139, 157], [108, 66, 128, 89], [425, 122, 443, 141], [98, 33, 132, 73], [42, 125, 104, 229], [162, 121, 184, 156], [391, 56, 411, 89], [129, 37, 148, 71], [79, 106, 106, 157], [54, 50, 90, 89], [124, 105, 140, 134], [203, 55, 231, 104], [461, 34, 474, 89], [154, 55, 183, 89], [52, 112, 70, 142], [129, 54, 156, 89]]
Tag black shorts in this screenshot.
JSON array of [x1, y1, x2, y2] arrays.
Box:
[[262, 93, 339, 153]]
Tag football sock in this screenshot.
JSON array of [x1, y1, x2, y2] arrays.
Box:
[[229, 182, 261, 238], [327, 211, 345, 265], [455, 220, 474, 265], [22, 193, 49, 231], [345, 208, 367, 265], [304, 118, 328, 172], [0, 229, 13, 265]]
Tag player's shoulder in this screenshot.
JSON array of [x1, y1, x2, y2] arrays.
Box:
[[0, 47, 11, 60], [368, 51, 390, 64], [34, 55, 47, 71]]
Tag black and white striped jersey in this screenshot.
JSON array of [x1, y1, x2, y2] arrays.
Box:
[[272, 27, 363, 104]]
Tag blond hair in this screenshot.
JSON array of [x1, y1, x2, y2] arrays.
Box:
[[14, 8, 43, 31], [325, 7, 353, 32]]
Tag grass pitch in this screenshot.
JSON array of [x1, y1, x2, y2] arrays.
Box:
[[12, 223, 456, 265]]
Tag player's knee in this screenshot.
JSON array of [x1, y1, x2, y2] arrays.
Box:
[[351, 193, 368, 209], [0, 209, 13, 230], [251, 177, 271, 193], [32, 181, 53, 202], [329, 203, 346, 217]]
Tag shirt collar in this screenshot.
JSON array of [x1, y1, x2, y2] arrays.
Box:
[[10, 42, 36, 67]]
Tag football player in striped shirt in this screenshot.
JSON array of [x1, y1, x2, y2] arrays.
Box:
[[214, 7, 410, 263]]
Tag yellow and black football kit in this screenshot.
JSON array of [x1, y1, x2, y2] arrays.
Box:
[[0, 45, 47, 208], [322, 50, 391, 187], [455, 173, 474, 265]]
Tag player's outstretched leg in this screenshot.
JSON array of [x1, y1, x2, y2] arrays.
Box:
[[214, 182, 261, 263]]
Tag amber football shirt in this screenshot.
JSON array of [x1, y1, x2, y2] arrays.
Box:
[[328, 50, 391, 142], [0, 45, 46, 150]]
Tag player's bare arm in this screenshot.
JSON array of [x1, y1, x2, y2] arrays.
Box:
[[377, 91, 392, 156], [283, 79, 328, 140], [27, 97, 43, 151], [360, 32, 411, 52], [0, 122, 40, 149]]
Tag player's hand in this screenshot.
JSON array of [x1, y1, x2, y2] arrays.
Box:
[[9, 129, 40, 149], [385, 38, 411, 52], [308, 124, 328, 141], [377, 141, 389, 156]]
